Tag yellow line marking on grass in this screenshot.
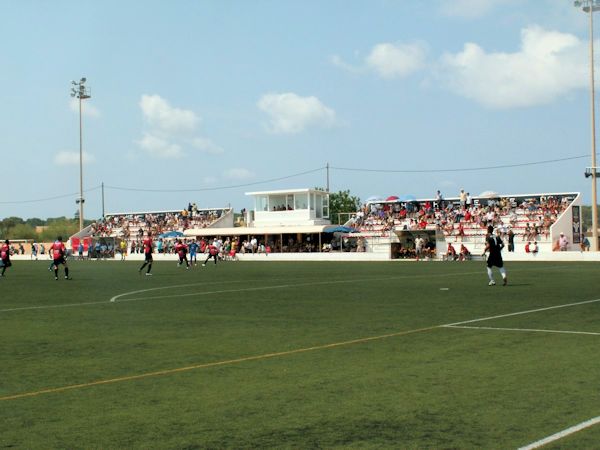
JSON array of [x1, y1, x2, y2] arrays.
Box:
[[445, 325, 600, 336], [0, 325, 440, 402], [518, 415, 600, 449], [3, 293, 599, 402]]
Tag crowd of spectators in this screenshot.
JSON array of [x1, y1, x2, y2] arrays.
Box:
[[350, 193, 572, 243], [89, 205, 230, 240]]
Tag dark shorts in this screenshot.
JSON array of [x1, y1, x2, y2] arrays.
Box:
[[1, 257, 11, 267], [487, 254, 503, 268], [144, 252, 153, 262], [53, 257, 66, 266]]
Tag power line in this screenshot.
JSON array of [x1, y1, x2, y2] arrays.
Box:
[[0, 154, 590, 204], [0, 185, 102, 205], [104, 167, 326, 193], [331, 154, 589, 174]]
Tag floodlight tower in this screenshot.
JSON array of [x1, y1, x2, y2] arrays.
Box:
[[575, 0, 600, 250], [70, 77, 91, 231]]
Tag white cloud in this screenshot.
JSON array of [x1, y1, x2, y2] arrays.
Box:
[[190, 137, 224, 154], [69, 98, 100, 117], [331, 42, 427, 79], [137, 133, 183, 158], [436, 25, 588, 109], [257, 92, 336, 134], [54, 151, 95, 166], [136, 94, 225, 159], [223, 168, 255, 180], [366, 42, 427, 79], [140, 94, 199, 134], [437, 0, 514, 19], [330, 55, 363, 74]]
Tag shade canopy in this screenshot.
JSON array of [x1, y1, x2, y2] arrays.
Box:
[[159, 231, 184, 238], [478, 191, 499, 198], [399, 194, 417, 202], [323, 225, 357, 233]]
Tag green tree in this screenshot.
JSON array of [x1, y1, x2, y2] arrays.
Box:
[[6, 223, 37, 240], [39, 219, 80, 242], [0, 217, 25, 238], [328, 190, 361, 225], [25, 218, 45, 227]]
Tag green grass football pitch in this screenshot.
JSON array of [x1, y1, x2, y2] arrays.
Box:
[[1, 259, 600, 449]]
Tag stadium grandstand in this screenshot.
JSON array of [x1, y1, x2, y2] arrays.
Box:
[[52, 188, 588, 262], [348, 191, 582, 260]]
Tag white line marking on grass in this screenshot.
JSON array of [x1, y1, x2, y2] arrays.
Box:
[[518, 415, 600, 449], [446, 325, 600, 336], [109, 271, 484, 304], [443, 298, 600, 327], [3, 287, 600, 401], [0, 266, 571, 312], [3, 272, 481, 312], [0, 300, 109, 313]]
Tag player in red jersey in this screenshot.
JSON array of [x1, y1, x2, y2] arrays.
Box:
[[175, 240, 189, 269], [202, 240, 219, 266], [1, 239, 13, 277], [138, 233, 154, 276], [50, 236, 70, 280]]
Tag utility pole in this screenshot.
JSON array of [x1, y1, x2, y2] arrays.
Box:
[[70, 77, 91, 231]]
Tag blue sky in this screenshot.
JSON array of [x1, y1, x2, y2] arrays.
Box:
[[1, 0, 597, 219]]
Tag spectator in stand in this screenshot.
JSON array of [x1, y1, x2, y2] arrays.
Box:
[[414, 236, 424, 261], [459, 189, 467, 207], [530, 241, 538, 255], [507, 228, 515, 252], [119, 239, 127, 260], [456, 222, 465, 241], [466, 192, 473, 208], [435, 190, 444, 209], [558, 232, 569, 251], [445, 243, 457, 261], [523, 223, 531, 241], [459, 244, 471, 261], [31, 241, 38, 260], [580, 235, 591, 252]]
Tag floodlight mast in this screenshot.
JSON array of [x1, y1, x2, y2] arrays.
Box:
[[70, 77, 91, 231], [575, 0, 600, 250]]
